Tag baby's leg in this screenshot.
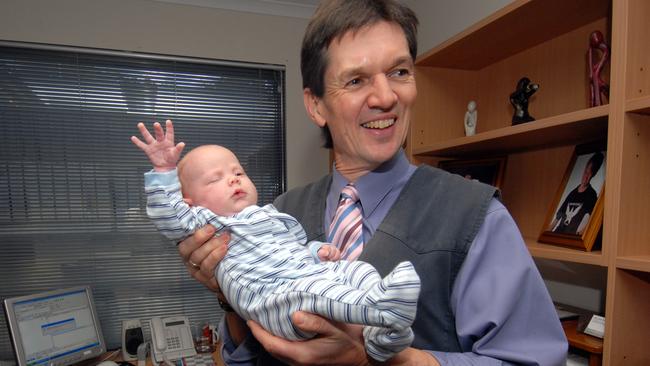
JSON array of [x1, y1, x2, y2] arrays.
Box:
[[363, 325, 414, 362], [324, 259, 381, 289], [221, 259, 420, 361], [287, 261, 419, 329]]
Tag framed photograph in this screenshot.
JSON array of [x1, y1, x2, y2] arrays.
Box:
[[438, 157, 507, 188], [539, 143, 606, 251]]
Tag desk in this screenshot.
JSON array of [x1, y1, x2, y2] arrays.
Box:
[[562, 319, 603, 366], [103, 344, 224, 366]]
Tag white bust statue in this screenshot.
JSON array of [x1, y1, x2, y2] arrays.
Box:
[[464, 100, 477, 136]]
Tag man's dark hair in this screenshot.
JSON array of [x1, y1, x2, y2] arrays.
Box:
[[301, 0, 419, 148], [588, 152, 605, 176]]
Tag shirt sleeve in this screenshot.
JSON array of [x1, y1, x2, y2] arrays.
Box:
[[430, 199, 568, 365], [218, 317, 259, 366], [144, 169, 224, 241]]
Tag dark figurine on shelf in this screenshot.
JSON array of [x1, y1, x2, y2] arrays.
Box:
[[510, 77, 539, 125], [588, 30, 610, 107]]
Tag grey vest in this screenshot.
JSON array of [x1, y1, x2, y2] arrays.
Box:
[[274, 165, 497, 352]]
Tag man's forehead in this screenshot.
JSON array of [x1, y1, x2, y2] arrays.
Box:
[[326, 23, 410, 68]]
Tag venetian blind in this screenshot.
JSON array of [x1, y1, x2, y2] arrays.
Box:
[[0, 44, 286, 357]]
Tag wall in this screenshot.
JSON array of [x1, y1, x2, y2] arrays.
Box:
[[403, 0, 512, 55], [0, 0, 329, 190]]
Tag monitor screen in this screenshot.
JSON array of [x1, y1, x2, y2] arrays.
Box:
[[3, 286, 106, 366]]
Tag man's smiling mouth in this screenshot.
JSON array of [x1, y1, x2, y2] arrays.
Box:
[[361, 118, 395, 129]]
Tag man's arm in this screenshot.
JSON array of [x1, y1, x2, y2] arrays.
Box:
[[432, 199, 567, 365]]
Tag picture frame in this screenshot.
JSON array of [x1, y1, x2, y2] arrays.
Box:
[[438, 157, 507, 188], [539, 142, 607, 251]]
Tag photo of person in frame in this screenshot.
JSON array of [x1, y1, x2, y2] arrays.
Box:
[[549, 150, 606, 235], [438, 158, 506, 188]]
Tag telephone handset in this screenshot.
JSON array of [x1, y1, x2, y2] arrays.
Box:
[[150, 316, 196, 363]]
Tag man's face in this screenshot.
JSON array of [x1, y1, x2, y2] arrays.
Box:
[[305, 21, 417, 178]]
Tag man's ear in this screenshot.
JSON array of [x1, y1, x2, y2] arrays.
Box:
[[303, 88, 327, 127], [183, 197, 194, 206]]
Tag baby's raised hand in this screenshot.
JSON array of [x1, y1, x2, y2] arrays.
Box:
[[131, 120, 185, 172], [317, 244, 342, 262]]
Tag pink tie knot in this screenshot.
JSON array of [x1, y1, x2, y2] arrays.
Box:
[[341, 184, 359, 203]]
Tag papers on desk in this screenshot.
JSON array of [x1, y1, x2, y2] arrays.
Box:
[[179, 353, 215, 366]]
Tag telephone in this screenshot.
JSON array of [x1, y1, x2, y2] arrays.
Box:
[[150, 316, 197, 362]]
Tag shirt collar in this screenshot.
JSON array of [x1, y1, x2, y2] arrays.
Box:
[[329, 149, 414, 217]]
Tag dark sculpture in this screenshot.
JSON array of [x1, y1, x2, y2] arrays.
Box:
[[510, 77, 539, 125], [588, 30, 610, 107]]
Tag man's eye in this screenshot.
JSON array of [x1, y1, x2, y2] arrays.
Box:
[[346, 78, 362, 87], [390, 69, 411, 78]]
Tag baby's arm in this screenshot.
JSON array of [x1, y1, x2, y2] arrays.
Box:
[[131, 120, 185, 172], [264, 205, 341, 262], [145, 170, 223, 241]]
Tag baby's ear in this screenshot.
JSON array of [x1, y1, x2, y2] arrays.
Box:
[[183, 197, 194, 206]]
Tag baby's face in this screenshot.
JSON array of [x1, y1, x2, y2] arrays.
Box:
[[179, 145, 258, 216]]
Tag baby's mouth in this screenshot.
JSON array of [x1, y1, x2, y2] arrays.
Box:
[[361, 118, 395, 129]]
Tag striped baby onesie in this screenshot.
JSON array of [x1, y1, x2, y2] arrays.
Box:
[[144, 170, 421, 361]]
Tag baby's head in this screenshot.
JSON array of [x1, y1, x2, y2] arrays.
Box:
[[177, 145, 258, 216]]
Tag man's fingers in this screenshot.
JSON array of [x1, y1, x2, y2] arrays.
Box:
[[177, 225, 216, 260], [199, 232, 229, 277], [248, 320, 294, 361], [292, 311, 336, 336]]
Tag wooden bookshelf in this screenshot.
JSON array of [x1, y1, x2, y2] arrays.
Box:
[[407, 0, 650, 363]]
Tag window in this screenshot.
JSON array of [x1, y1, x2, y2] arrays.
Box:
[[0, 44, 285, 356]]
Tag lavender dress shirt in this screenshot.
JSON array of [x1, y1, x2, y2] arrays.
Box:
[[219, 150, 567, 365]]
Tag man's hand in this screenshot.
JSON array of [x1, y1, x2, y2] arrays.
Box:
[[177, 225, 230, 293], [249, 311, 441, 366], [131, 119, 185, 172], [248, 311, 369, 366]]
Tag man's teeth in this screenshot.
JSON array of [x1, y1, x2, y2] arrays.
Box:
[[362, 119, 395, 129]]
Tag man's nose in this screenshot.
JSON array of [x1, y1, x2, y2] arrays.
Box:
[[368, 74, 397, 109]]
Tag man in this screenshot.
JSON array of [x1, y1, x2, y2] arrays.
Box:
[[178, 1, 568, 364]]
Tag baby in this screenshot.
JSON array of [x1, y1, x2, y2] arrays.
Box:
[[131, 120, 421, 361]]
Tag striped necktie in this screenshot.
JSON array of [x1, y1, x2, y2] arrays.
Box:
[[328, 184, 364, 260]]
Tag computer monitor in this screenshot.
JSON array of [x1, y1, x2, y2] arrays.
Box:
[[3, 286, 106, 366]]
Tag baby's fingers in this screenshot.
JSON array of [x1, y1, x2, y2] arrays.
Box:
[[136, 122, 155, 143], [165, 120, 175, 143], [153, 122, 165, 141], [130, 135, 147, 150]]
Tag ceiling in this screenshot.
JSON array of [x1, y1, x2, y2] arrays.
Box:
[[153, 0, 321, 19]]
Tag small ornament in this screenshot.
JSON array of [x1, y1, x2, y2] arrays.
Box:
[[510, 77, 539, 125], [588, 30, 610, 107], [464, 100, 477, 136]]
